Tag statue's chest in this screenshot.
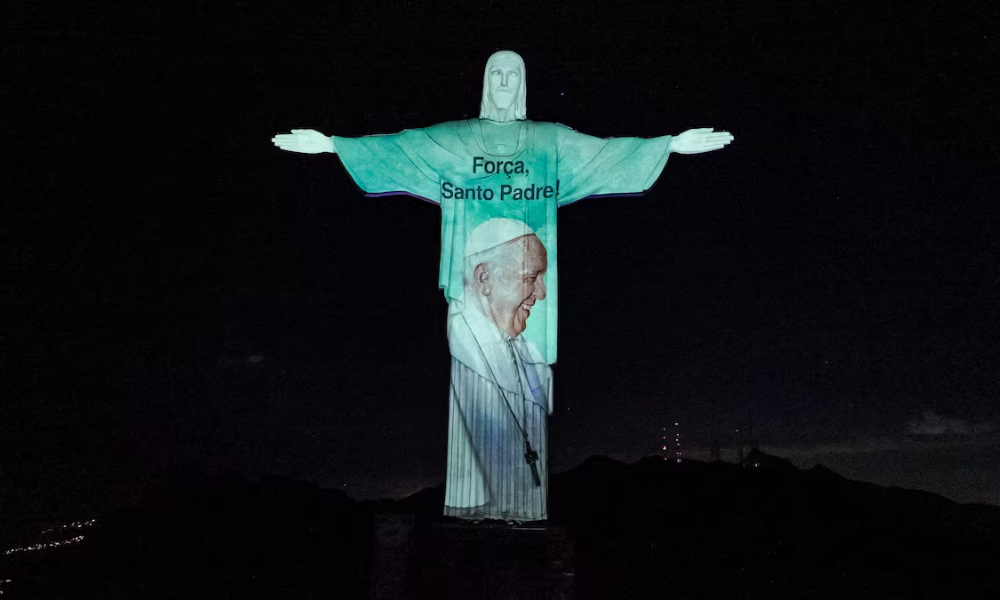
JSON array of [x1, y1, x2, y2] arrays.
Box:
[[481, 128, 520, 155]]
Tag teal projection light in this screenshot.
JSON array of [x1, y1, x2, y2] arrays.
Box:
[[272, 50, 733, 523]]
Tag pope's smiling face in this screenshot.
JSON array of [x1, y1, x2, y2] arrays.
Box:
[[487, 55, 523, 113], [483, 234, 547, 338]]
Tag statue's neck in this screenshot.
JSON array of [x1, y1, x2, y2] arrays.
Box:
[[490, 108, 517, 123], [480, 119, 521, 155]]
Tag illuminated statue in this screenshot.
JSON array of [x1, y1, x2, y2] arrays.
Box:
[[272, 50, 733, 523]]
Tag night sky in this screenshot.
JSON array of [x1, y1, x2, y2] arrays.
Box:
[[4, 0, 999, 529]]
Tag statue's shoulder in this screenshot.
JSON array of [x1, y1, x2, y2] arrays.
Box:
[[417, 120, 464, 134], [531, 121, 581, 141], [419, 119, 485, 140], [532, 120, 566, 129]]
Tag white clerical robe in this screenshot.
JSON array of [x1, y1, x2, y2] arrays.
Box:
[[444, 300, 552, 521]]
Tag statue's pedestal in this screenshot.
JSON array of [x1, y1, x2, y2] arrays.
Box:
[[371, 514, 575, 600], [409, 521, 575, 600]]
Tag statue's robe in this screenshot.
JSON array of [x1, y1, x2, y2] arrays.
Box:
[[444, 302, 551, 520], [334, 119, 672, 520]]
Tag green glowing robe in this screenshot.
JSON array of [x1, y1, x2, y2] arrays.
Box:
[[334, 119, 673, 366]]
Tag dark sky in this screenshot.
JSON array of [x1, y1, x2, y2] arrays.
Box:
[[3, 0, 999, 527]]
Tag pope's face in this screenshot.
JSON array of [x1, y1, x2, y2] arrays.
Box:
[[486, 235, 547, 338], [487, 56, 522, 112]]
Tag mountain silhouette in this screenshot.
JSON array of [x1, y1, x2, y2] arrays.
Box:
[[3, 453, 999, 598]]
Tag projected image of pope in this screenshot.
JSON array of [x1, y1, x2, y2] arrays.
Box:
[[464, 222, 548, 341], [273, 49, 735, 523], [446, 219, 552, 522]]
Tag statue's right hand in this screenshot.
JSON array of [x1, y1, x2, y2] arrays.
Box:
[[271, 129, 335, 154]]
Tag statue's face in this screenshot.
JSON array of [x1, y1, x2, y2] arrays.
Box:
[[485, 235, 547, 338], [487, 54, 523, 113]]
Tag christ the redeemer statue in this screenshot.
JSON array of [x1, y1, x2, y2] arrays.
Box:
[[272, 50, 733, 523]]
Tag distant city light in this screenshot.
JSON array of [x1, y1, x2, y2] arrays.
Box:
[[40, 519, 96, 535], [4, 535, 85, 556], [661, 422, 685, 463], [3, 519, 95, 557]]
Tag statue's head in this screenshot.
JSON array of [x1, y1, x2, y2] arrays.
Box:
[[479, 50, 527, 122], [464, 219, 547, 338]]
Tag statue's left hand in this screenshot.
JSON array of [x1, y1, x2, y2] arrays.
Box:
[[672, 128, 734, 154]]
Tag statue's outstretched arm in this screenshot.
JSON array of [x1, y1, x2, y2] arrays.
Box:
[[271, 129, 336, 154], [671, 128, 734, 155]]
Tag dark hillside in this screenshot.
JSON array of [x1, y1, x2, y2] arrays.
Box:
[[4, 454, 999, 598]]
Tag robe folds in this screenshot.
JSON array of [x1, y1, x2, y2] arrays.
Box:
[[443, 302, 551, 521], [334, 119, 672, 367], [333, 119, 672, 520]]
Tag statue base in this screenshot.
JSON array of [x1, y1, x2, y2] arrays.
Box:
[[371, 514, 575, 599]]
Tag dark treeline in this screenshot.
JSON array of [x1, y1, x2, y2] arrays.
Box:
[[4, 453, 1000, 598]]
